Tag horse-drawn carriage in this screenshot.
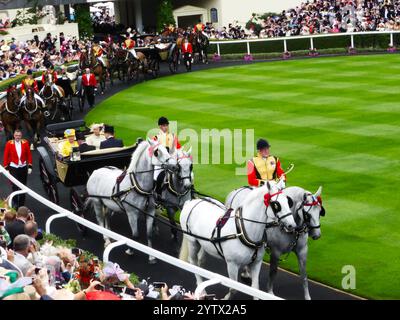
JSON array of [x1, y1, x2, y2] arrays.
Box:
[[37, 120, 138, 234], [135, 41, 180, 77]]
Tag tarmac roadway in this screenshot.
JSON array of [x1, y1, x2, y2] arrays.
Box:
[[0, 58, 362, 300]]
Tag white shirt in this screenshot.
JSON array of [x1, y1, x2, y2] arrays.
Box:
[[10, 140, 25, 168], [86, 134, 106, 149]]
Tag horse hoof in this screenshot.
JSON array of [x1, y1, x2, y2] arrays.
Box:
[[240, 271, 251, 279], [148, 257, 157, 264], [125, 248, 134, 256]]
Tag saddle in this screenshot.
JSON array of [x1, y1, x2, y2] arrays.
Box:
[[216, 208, 233, 229]]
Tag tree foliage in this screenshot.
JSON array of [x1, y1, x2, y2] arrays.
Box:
[[156, 0, 176, 33]]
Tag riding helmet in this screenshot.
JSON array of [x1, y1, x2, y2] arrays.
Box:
[[158, 116, 169, 126], [257, 139, 271, 150]]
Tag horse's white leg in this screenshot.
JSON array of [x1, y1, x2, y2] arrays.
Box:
[[187, 241, 202, 286], [146, 211, 157, 264], [125, 209, 140, 255], [92, 200, 110, 246], [296, 245, 311, 300], [223, 261, 239, 300], [267, 250, 280, 296], [249, 259, 263, 300]]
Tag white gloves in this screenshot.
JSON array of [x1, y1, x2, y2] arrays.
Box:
[[28, 168, 32, 175]]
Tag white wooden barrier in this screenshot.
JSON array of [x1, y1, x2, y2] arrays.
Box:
[[210, 30, 400, 56]]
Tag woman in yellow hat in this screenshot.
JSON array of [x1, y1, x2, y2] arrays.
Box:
[[59, 129, 79, 158]]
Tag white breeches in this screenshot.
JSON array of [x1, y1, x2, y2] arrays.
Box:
[[128, 48, 138, 59]]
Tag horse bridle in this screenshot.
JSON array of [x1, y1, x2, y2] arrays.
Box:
[[165, 157, 193, 197], [266, 191, 292, 223], [301, 194, 324, 230]]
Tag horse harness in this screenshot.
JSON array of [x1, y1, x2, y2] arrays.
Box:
[[185, 191, 287, 265]]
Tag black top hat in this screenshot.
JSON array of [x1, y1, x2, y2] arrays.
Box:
[[104, 125, 114, 134], [27, 69, 33, 75], [257, 139, 271, 150], [76, 131, 86, 141], [158, 117, 169, 126]]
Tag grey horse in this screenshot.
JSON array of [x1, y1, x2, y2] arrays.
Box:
[[159, 148, 194, 240], [86, 139, 177, 264], [225, 185, 325, 300]]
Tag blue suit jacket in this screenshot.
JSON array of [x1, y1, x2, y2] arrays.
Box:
[[100, 137, 124, 149]]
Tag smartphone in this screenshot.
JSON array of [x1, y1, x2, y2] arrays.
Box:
[[111, 286, 125, 294], [124, 288, 139, 296], [152, 282, 166, 289]]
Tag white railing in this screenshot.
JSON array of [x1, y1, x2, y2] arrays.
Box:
[[210, 30, 400, 55], [0, 165, 282, 300]]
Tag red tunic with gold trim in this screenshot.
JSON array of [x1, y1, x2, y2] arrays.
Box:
[[21, 78, 39, 95], [3, 139, 33, 170], [247, 153, 285, 187], [123, 39, 135, 49], [42, 71, 58, 84], [152, 130, 181, 151]]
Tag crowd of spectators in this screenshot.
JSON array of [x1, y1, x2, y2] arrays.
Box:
[[0, 204, 213, 300], [0, 32, 82, 82], [201, 0, 400, 39]]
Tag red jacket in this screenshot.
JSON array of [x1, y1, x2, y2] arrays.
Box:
[[3, 139, 33, 169], [182, 43, 193, 54], [42, 71, 58, 84], [21, 78, 39, 94], [82, 73, 97, 87], [247, 157, 285, 187]]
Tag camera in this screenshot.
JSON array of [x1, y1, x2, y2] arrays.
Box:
[[152, 282, 166, 289], [124, 287, 139, 296]]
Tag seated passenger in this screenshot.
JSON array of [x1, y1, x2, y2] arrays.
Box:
[[76, 132, 96, 153], [100, 125, 123, 149], [59, 129, 79, 158], [86, 123, 106, 149]]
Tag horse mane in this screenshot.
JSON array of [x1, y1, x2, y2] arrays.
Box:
[[128, 140, 150, 173]]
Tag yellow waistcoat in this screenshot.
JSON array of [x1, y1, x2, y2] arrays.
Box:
[[252, 154, 277, 181], [156, 130, 175, 150]]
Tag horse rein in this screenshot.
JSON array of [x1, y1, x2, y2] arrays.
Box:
[[299, 195, 322, 230]]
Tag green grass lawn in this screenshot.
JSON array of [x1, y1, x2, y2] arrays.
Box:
[[86, 54, 400, 299]]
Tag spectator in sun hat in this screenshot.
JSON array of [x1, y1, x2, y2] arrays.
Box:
[[86, 123, 105, 149]]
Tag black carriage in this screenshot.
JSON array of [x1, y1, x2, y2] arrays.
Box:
[[135, 41, 180, 77], [37, 120, 138, 234]]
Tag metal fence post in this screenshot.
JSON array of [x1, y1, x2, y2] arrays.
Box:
[[310, 37, 314, 50], [217, 43, 220, 56], [390, 32, 394, 46], [284, 39, 287, 52], [351, 34, 355, 48], [7, 190, 27, 208], [247, 41, 251, 55]]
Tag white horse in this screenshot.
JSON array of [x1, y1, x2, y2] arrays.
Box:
[[86, 139, 177, 264], [226, 185, 325, 300], [179, 180, 296, 299]]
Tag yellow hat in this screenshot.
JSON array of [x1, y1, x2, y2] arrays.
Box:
[[64, 129, 76, 137]]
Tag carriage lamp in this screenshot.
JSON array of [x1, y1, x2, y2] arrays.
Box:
[[71, 147, 81, 162]]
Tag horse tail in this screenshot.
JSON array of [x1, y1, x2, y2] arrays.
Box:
[[179, 235, 189, 262]]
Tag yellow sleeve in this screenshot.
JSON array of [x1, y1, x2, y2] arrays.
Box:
[[60, 142, 71, 157]]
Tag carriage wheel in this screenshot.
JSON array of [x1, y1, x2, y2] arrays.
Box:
[[70, 188, 88, 236], [78, 95, 84, 113], [169, 51, 179, 74], [39, 159, 59, 204]]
